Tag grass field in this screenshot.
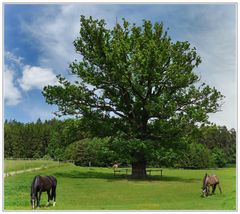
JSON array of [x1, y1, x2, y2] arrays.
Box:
[[4, 159, 61, 173], [4, 160, 236, 210]]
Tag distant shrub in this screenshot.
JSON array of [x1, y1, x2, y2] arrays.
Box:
[[177, 143, 215, 169], [64, 137, 119, 167], [42, 154, 53, 160], [211, 148, 227, 168]]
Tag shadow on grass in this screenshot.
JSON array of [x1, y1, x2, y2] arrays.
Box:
[[54, 170, 121, 181], [53, 170, 200, 183]]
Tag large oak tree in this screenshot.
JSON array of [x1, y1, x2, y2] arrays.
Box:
[[43, 16, 223, 178]]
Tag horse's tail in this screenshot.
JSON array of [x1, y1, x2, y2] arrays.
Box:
[[202, 173, 208, 186]]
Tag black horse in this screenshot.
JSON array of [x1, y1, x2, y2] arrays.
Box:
[[30, 175, 57, 209], [202, 173, 222, 197]]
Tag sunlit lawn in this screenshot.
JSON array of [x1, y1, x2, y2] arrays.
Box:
[[4, 161, 236, 210], [4, 159, 60, 173]]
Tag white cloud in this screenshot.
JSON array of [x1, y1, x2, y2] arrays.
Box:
[[5, 51, 24, 67], [152, 5, 236, 129], [4, 51, 60, 107], [187, 7, 236, 129], [4, 66, 22, 106], [19, 65, 59, 91], [20, 4, 118, 74]]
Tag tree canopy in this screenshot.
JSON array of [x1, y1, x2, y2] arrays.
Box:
[[42, 16, 224, 177]]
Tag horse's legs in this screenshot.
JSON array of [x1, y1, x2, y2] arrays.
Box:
[[207, 186, 210, 196], [36, 192, 39, 208], [34, 193, 38, 208], [37, 191, 42, 207], [212, 184, 217, 194], [218, 183, 222, 193], [52, 186, 56, 206], [45, 190, 51, 207]]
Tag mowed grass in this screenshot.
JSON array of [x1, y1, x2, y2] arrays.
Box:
[[4, 159, 60, 173], [4, 161, 236, 210]]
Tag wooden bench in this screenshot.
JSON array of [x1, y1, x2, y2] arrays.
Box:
[[113, 169, 129, 176], [146, 169, 163, 177]]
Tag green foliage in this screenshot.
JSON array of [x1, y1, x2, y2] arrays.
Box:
[[194, 125, 236, 165], [155, 148, 180, 168], [4, 119, 50, 158], [177, 143, 215, 169], [4, 118, 85, 160], [211, 148, 227, 168], [4, 118, 236, 169], [43, 16, 223, 140], [64, 137, 119, 167], [42, 154, 52, 160]]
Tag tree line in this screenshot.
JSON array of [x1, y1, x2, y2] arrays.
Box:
[[4, 118, 236, 169]]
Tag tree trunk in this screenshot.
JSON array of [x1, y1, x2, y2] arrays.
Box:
[[131, 160, 147, 178]]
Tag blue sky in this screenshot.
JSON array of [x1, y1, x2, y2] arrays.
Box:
[[4, 3, 237, 129]]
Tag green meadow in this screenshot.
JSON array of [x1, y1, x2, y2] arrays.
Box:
[[4, 161, 236, 210], [4, 159, 60, 173]]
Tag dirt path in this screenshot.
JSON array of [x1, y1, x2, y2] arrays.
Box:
[[4, 166, 50, 177]]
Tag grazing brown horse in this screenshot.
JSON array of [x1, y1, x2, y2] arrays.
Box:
[[30, 175, 57, 209], [202, 173, 222, 197], [112, 162, 120, 169]]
